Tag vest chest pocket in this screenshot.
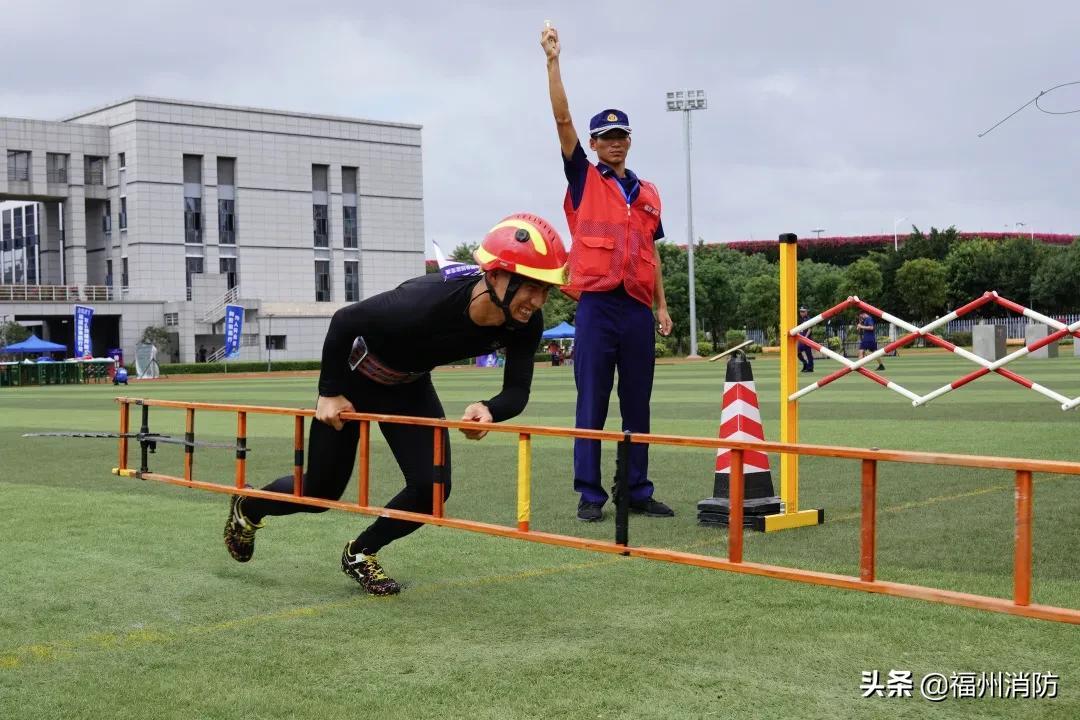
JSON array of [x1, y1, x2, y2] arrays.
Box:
[[576, 235, 616, 276]]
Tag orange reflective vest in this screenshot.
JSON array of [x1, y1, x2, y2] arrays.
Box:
[[563, 165, 662, 307]]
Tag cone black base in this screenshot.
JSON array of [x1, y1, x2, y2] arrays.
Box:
[[696, 495, 782, 531], [697, 511, 769, 531]]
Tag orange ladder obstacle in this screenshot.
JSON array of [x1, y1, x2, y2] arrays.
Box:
[[112, 396, 1080, 625]]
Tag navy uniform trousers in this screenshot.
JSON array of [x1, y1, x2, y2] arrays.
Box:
[[573, 287, 655, 504]]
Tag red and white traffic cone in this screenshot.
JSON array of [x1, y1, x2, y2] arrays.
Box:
[[698, 350, 781, 530]]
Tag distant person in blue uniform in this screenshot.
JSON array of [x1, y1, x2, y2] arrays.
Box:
[[797, 307, 814, 373], [857, 312, 885, 371]]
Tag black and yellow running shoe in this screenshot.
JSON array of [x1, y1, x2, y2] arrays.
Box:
[[341, 543, 401, 595], [224, 492, 264, 562]]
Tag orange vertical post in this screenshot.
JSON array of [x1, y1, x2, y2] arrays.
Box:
[[292, 416, 304, 496], [235, 411, 247, 489], [1014, 470, 1033, 606], [860, 459, 877, 582], [728, 449, 744, 563], [432, 427, 445, 518], [183, 408, 195, 482], [118, 400, 130, 471], [357, 420, 370, 506]]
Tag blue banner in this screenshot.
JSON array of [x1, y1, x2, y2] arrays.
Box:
[[74, 305, 94, 357], [476, 352, 499, 368], [224, 304, 243, 359]]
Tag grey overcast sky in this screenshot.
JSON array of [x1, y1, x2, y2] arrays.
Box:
[[4, 0, 1079, 255]]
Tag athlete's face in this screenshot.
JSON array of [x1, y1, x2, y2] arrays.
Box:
[[497, 272, 550, 324]]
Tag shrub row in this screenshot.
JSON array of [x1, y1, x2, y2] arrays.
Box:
[[159, 360, 321, 374]]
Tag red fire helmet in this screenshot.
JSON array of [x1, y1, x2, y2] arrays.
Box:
[[474, 213, 568, 286]]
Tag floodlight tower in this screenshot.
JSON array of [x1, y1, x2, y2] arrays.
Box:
[[666, 89, 707, 357]]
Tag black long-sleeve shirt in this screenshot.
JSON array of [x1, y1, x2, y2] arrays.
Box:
[[318, 273, 543, 422]]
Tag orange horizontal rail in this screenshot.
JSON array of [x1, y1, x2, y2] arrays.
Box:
[[116, 396, 1080, 476], [111, 397, 1080, 624]]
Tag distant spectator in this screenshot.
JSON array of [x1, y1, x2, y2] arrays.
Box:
[[547, 340, 561, 366], [857, 312, 885, 371], [797, 307, 814, 373]]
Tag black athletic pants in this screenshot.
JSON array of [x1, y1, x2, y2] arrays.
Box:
[[241, 373, 451, 554]]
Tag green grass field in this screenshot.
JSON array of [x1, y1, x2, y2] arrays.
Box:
[[2, 354, 1079, 719]]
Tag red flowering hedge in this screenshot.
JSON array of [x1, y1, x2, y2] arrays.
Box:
[[726, 232, 1074, 254]]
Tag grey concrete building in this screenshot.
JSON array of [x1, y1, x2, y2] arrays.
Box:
[[0, 97, 424, 364]]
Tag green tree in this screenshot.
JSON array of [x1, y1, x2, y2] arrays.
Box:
[[694, 252, 738, 341], [993, 237, 1041, 303], [450, 242, 478, 264], [943, 239, 998, 307], [657, 242, 691, 351], [839, 257, 883, 302], [0, 320, 31, 348], [1030, 242, 1080, 313], [797, 259, 844, 313], [894, 258, 948, 320], [738, 274, 780, 342], [902, 226, 959, 262], [140, 326, 172, 352], [540, 289, 576, 327]]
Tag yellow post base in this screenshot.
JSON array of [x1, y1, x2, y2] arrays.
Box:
[[762, 508, 825, 533], [112, 468, 137, 478]]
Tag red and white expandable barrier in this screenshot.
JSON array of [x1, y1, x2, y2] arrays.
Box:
[[788, 292, 1080, 410]]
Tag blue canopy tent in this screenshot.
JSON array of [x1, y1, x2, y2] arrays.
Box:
[[1, 334, 68, 355], [541, 321, 575, 340]]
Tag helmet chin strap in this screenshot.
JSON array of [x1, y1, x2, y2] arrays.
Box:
[[483, 271, 529, 329]]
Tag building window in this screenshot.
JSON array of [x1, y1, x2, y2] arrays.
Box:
[[119, 197, 128, 229], [342, 167, 358, 248], [217, 156, 235, 186], [313, 205, 329, 247], [312, 164, 329, 191], [183, 154, 202, 184], [342, 167, 357, 194], [218, 199, 235, 244], [265, 335, 287, 350], [47, 153, 69, 184], [219, 257, 238, 290], [106, 259, 113, 287], [164, 312, 179, 327], [183, 154, 203, 245], [344, 260, 359, 302], [2, 210, 11, 284], [315, 260, 331, 301], [103, 200, 112, 233], [185, 256, 204, 300], [7, 150, 30, 182], [343, 206, 357, 248], [121, 257, 129, 289], [85, 156, 106, 186], [241, 333, 258, 347], [184, 197, 202, 244], [118, 152, 126, 170], [311, 164, 329, 247]]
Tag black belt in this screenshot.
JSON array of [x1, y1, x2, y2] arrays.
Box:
[[348, 336, 426, 386]]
